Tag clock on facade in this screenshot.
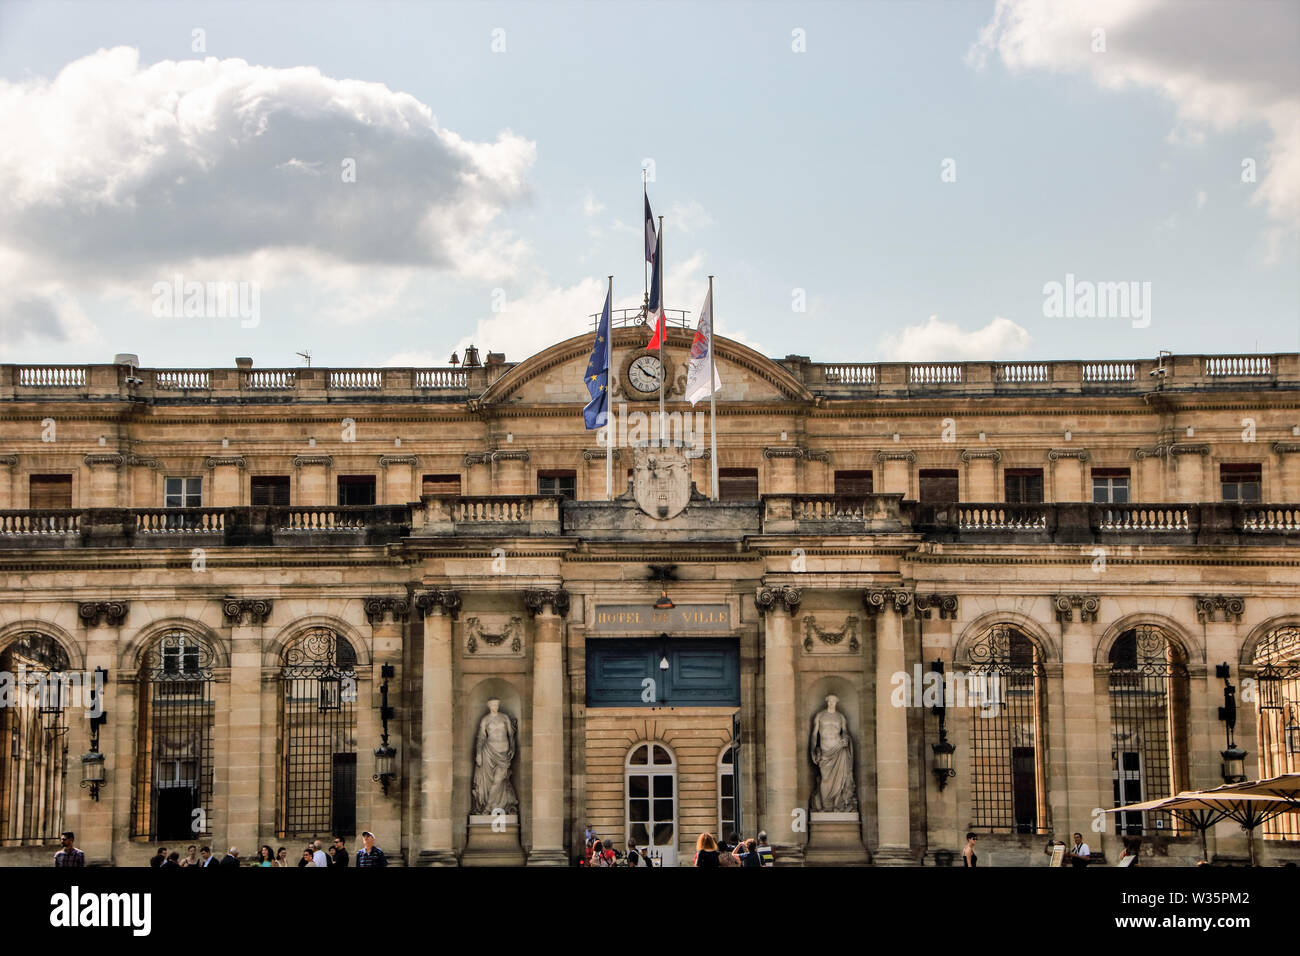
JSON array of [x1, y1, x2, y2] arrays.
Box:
[[626, 355, 665, 394]]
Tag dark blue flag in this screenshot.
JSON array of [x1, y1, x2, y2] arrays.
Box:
[[644, 189, 656, 264], [584, 286, 612, 429]]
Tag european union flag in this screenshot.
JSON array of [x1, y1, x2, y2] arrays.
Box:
[[583, 286, 612, 429]]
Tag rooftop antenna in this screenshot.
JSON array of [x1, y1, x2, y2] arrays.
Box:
[[296, 350, 312, 367]]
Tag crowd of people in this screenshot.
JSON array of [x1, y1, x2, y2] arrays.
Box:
[[578, 829, 775, 867], [53, 830, 390, 867]]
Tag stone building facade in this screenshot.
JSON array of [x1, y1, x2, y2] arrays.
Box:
[[0, 329, 1298, 865]]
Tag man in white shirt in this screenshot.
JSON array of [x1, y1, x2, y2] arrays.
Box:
[[312, 839, 330, 868], [1069, 832, 1091, 868]]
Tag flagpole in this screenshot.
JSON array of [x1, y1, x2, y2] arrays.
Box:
[[606, 275, 614, 500], [708, 275, 718, 500], [642, 170, 650, 308], [657, 214, 665, 448]]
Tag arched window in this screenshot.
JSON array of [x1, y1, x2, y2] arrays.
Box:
[[626, 742, 676, 867], [1253, 625, 1300, 839], [718, 745, 736, 840], [1109, 626, 1189, 835], [279, 628, 357, 838], [132, 631, 216, 840], [966, 626, 1047, 833], [0, 634, 70, 843]]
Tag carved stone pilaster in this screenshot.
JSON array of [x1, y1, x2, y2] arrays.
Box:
[[78, 601, 129, 628], [1053, 594, 1099, 624], [914, 594, 959, 620], [413, 589, 463, 621], [363, 596, 410, 624], [755, 585, 802, 616], [222, 598, 274, 626], [523, 588, 570, 619], [1047, 448, 1090, 461], [863, 588, 913, 614], [205, 456, 246, 470], [1194, 595, 1245, 624]]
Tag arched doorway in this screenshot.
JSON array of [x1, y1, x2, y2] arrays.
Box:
[[0, 634, 70, 844], [626, 741, 677, 866]]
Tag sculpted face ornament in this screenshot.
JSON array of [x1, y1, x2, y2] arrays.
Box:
[[633, 446, 690, 520]]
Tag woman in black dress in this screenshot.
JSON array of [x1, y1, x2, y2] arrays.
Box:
[[963, 832, 978, 867], [693, 832, 720, 867]]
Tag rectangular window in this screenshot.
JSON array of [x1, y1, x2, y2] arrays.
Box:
[[29, 474, 72, 509], [537, 470, 577, 498], [919, 469, 959, 503], [1220, 464, 1262, 503], [586, 639, 740, 707], [833, 470, 873, 495], [421, 473, 461, 496], [718, 468, 759, 501], [250, 475, 290, 506], [337, 475, 376, 506], [164, 476, 202, 508], [1004, 469, 1044, 504], [1091, 468, 1130, 504]]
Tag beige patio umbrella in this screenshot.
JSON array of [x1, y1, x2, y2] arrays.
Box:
[[1215, 772, 1300, 804], [1102, 794, 1225, 862], [1160, 791, 1296, 865]]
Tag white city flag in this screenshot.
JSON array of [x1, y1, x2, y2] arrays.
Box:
[[684, 286, 722, 406]]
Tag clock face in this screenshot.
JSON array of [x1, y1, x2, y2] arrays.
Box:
[[627, 355, 665, 394]]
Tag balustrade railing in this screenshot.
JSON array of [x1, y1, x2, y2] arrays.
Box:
[[1205, 355, 1272, 377], [822, 365, 877, 385], [0, 510, 81, 535], [957, 505, 1049, 531], [1241, 506, 1300, 532], [453, 497, 533, 523], [18, 366, 86, 387], [1082, 362, 1136, 383], [909, 364, 962, 385], [329, 369, 383, 390], [996, 363, 1051, 384], [415, 368, 469, 388], [242, 369, 296, 390], [134, 508, 226, 533], [1094, 505, 1191, 532], [154, 370, 210, 389]]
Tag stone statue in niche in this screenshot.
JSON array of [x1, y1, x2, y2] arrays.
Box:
[[809, 694, 858, 812], [471, 698, 519, 814]]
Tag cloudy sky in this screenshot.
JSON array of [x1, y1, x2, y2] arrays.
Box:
[[0, 0, 1296, 368]]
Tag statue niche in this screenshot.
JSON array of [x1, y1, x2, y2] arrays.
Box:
[[809, 694, 858, 813]]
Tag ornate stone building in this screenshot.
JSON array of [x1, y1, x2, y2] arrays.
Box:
[[0, 329, 1297, 865]]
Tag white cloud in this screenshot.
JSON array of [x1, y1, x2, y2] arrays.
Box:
[[969, 0, 1300, 233], [666, 200, 713, 234], [0, 46, 538, 349], [582, 189, 605, 217], [878, 315, 1032, 361], [1196, 189, 1208, 210]]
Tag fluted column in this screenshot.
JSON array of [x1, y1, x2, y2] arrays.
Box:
[[865, 587, 914, 863], [756, 585, 801, 861], [414, 589, 461, 865], [524, 587, 570, 865]]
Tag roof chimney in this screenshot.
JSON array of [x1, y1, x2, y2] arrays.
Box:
[[235, 357, 253, 370]]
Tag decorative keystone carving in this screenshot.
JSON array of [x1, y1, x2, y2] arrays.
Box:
[[755, 585, 802, 615], [915, 594, 959, 620], [523, 588, 570, 619], [464, 616, 524, 654], [363, 597, 410, 624], [875, 451, 917, 463], [82, 454, 125, 468], [1053, 594, 1099, 624], [582, 448, 622, 461], [78, 601, 129, 628], [221, 598, 274, 626], [960, 450, 1002, 463], [1047, 448, 1090, 461], [205, 456, 246, 470], [292, 455, 334, 468], [377, 455, 418, 468], [863, 588, 913, 614], [801, 615, 859, 652], [1194, 595, 1245, 624], [414, 589, 463, 621]]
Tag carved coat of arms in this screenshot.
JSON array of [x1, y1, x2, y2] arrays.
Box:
[[632, 445, 691, 519]]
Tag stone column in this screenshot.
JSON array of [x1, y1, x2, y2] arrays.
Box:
[[1053, 596, 1106, 848], [876, 452, 914, 498], [961, 450, 1000, 501], [378, 455, 417, 505], [524, 587, 571, 865], [755, 585, 802, 863], [205, 456, 246, 506], [413, 589, 460, 865], [293, 455, 333, 506], [865, 587, 914, 863], [83, 454, 124, 507], [221, 598, 274, 858]]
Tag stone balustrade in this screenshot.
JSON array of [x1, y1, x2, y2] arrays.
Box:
[[1, 353, 1292, 403]]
